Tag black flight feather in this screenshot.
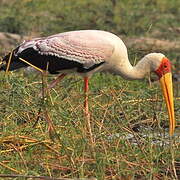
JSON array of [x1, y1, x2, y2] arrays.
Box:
[[0, 47, 105, 74]]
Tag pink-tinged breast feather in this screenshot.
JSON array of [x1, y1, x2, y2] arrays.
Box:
[[31, 30, 115, 68]]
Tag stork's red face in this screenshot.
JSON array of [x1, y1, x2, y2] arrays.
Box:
[[155, 57, 175, 136], [155, 57, 171, 79]]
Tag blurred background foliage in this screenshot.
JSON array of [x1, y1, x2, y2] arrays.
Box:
[[0, 0, 179, 37]]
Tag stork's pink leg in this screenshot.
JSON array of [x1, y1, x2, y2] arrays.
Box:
[[84, 77, 94, 145], [48, 73, 66, 89], [39, 73, 66, 97], [84, 77, 89, 116]]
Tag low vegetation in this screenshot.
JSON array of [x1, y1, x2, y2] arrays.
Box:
[[0, 0, 179, 179]]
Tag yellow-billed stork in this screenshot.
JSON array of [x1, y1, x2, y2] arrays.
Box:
[[0, 30, 176, 136]]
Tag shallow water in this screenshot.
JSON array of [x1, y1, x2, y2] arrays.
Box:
[[108, 127, 180, 146]]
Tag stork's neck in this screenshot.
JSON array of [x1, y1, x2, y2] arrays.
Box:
[[114, 56, 152, 80]]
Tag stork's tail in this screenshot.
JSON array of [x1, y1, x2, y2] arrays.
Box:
[[0, 61, 28, 71], [0, 49, 28, 71]]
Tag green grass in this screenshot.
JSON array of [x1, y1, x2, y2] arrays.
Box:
[[0, 70, 179, 179], [0, 0, 180, 38], [0, 0, 180, 179]]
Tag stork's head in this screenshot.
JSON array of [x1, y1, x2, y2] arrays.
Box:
[[147, 53, 175, 136]]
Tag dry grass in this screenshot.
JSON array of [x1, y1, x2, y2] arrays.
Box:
[[0, 71, 179, 179], [0, 0, 179, 179]]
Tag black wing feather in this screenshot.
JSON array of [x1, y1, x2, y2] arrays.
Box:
[[0, 47, 105, 74]]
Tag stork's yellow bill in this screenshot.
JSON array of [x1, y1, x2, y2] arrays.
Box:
[[155, 57, 175, 136]]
